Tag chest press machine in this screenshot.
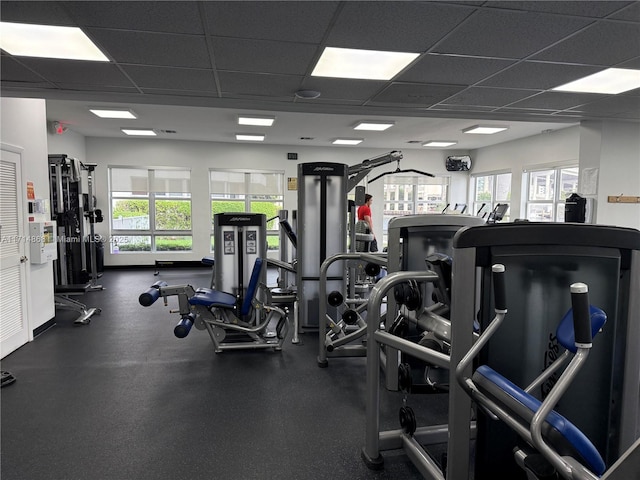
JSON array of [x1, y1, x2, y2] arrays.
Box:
[[138, 213, 289, 352], [361, 222, 639, 480]]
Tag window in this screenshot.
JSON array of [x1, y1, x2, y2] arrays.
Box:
[[472, 172, 512, 221], [382, 176, 450, 246], [210, 169, 284, 251], [109, 167, 192, 253], [525, 166, 578, 222]]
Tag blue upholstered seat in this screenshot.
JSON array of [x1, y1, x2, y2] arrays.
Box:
[[187, 257, 264, 313], [473, 304, 608, 476], [474, 365, 606, 476], [189, 288, 236, 308]]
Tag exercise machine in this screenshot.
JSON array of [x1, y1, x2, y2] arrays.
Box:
[[447, 222, 640, 479], [138, 213, 289, 352], [49, 154, 103, 324], [383, 214, 485, 391], [456, 264, 612, 480], [296, 152, 404, 331]]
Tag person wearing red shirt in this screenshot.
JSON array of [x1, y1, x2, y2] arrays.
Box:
[[357, 194, 377, 252]]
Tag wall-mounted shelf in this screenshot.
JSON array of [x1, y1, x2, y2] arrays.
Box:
[[607, 195, 640, 203]]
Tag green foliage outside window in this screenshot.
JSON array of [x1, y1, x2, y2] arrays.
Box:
[[112, 199, 149, 217], [156, 200, 191, 230]]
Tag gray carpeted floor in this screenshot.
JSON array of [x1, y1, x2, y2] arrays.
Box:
[[1, 268, 450, 480]]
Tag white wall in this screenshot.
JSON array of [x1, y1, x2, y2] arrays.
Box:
[[585, 121, 640, 230], [84, 137, 463, 265], [1, 98, 54, 331], [48, 128, 87, 162]]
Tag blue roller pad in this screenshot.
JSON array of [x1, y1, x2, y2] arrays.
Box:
[[556, 305, 607, 353], [475, 365, 606, 475], [189, 288, 236, 308]]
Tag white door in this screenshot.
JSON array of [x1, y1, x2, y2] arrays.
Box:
[[1, 145, 30, 358]]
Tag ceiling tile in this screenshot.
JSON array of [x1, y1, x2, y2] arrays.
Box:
[[532, 22, 640, 66], [430, 104, 496, 112], [398, 54, 514, 85], [1, 80, 57, 90], [494, 107, 559, 115], [618, 57, 640, 69], [441, 87, 539, 107], [86, 28, 211, 68], [326, 2, 475, 52], [203, 1, 340, 43], [218, 72, 303, 97], [1, 56, 48, 83], [138, 88, 219, 98], [370, 83, 465, 106], [65, 1, 205, 34], [567, 95, 640, 116], [121, 66, 216, 91], [484, 1, 634, 18], [18, 58, 134, 86], [508, 91, 606, 110], [212, 38, 317, 75], [479, 61, 602, 89], [432, 9, 591, 58], [0, 1, 75, 25], [608, 2, 640, 21], [298, 78, 386, 102], [54, 84, 141, 94]]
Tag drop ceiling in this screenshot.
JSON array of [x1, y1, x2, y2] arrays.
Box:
[[2, 1, 639, 150]]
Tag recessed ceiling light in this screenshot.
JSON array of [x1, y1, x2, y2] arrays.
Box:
[[354, 121, 395, 131], [312, 47, 419, 81], [0, 22, 109, 61], [90, 108, 137, 119], [423, 141, 458, 147], [462, 125, 508, 135], [237, 115, 275, 127], [236, 133, 265, 142], [121, 128, 156, 136], [333, 138, 363, 145], [552, 68, 640, 94]]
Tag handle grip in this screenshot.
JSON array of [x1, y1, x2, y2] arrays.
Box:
[[492, 264, 506, 311], [570, 283, 592, 347], [139, 281, 168, 307]]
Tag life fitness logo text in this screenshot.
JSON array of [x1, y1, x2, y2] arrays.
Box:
[[229, 217, 252, 222], [313, 166, 335, 172]]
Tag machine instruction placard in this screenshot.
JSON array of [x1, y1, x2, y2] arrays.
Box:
[[223, 231, 235, 254], [246, 230, 257, 254]]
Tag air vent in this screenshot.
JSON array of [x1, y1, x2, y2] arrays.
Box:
[[287, 153, 298, 160], [161, 129, 177, 134], [406, 140, 422, 144], [300, 137, 314, 141]]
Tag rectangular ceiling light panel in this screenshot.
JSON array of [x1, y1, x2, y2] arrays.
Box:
[[236, 134, 265, 142], [0, 22, 109, 61], [423, 141, 458, 147], [354, 121, 395, 131], [238, 116, 275, 127], [553, 68, 640, 94], [463, 125, 508, 135], [121, 128, 156, 136], [90, 109, 137, 119], [333, 138, 363, 145], [312, 47, 419, 81]]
